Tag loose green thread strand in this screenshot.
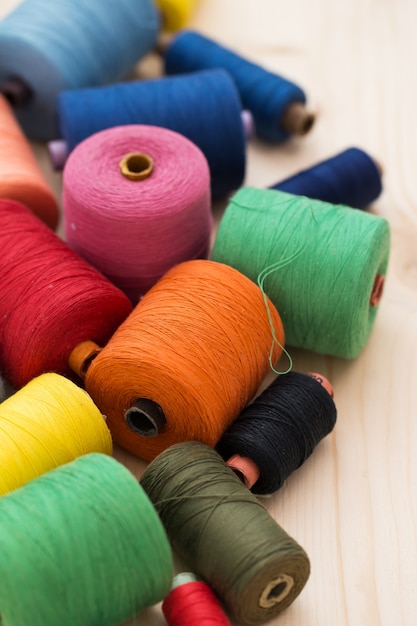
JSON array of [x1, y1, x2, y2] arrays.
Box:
[[212, 187, 391, 358], [257, 246, 306, 375]]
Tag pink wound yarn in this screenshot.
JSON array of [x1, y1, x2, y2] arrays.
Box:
[[63, 124, 212, 303]]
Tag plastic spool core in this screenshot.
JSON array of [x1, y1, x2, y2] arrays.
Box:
[[1, 76, 32, 108], [124, 399, 166, 437], [68, 341, 102, 380], [370, 274, 385, 306], [281, 102, 315, 136], [226, 454, 261, 489], [119, 152, 154, 181], [258, 574, 294, 608]]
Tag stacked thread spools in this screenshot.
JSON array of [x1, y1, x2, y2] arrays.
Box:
[[0, 1, 392, 624]]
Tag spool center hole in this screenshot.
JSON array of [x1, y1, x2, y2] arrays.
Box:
[[119, 152, 154, 181], [124, 399, 166, 437], [126, 154, 151, 174], [267, 581, 287, 601]]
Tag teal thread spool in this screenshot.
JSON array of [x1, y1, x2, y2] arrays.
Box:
[[140, 441, 310, 625], [211, 187, 390, 358], [0, 453, 173, 626]]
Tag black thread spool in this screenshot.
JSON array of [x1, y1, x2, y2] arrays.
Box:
[[216, 371, 337, 494]]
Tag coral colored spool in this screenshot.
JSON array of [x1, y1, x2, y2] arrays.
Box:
[[63, 124, 212, 303], [0, 95, 59, 229], [163, 573, 232, 626], [84, 259, 285, 461], [0, 199, 132, 390], [0, 372, 112, 496]]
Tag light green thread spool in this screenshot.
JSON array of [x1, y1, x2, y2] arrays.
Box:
[[211, 187, 390, 358], [140, 441, 310, 625], [0, 453, 173, 626]]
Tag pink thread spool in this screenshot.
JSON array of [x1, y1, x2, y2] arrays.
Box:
[[63, 124, 212, 303]]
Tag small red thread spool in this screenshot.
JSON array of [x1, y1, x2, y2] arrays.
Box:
[[162, 573, 231, 626], [0, 199, 132, 389]]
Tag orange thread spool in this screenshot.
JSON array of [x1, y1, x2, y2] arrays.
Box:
[[0, 95, 59, 230], [85, 259, 285, 461]]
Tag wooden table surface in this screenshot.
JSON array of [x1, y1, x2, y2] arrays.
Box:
[[1, 0, 416, 625]]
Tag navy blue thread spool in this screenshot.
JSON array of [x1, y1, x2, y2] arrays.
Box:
[[0, 0, 160, 140], [49, 69, 247, 198], [270, 147, 383, 209], [163, 29, 315, 142], [216, 371, 337, 495]]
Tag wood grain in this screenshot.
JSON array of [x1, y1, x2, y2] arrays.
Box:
[[0, 0, 416, 624]]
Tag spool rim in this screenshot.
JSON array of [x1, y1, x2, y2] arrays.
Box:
[[1, 76, 32, 108], [258, 574, 295, 608], [307, 372, 334, 398], [68, 341, 102, 380], [370, 274, 385, 306], [119, 152, 154, 181], [124, 398, 166, 437], [226, 454, 260, 489], [280, 102, 316, 136]]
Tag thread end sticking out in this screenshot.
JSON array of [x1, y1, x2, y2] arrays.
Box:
[[124, 399, 166, 437], [68, 341, 102, 380], [370, 274, 385, 306], [119, 152, 154, 181], [1, 76, 32, 108], [226, 454, 260, 489], [281, 102, 315, 136]]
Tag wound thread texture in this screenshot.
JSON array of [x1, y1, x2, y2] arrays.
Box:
[[0, 95, 59, 229], [85, 259, 284, 461], [211, 187, 391, 358], [164, 29, 307, 142], [163, 574, 232, 626], [0, 373, 112, 496], [141, 441, 310, 625], [63, 125, 213, 303], [0, 453, 174, 626], [0, 199, 132, 390], [0, 0, 159, 139], [270, 147, 383, 209], [58, 69, 246, 197], [216, 371, 337, 494]]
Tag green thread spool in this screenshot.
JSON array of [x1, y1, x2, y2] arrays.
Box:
[[211, 187, 391, 358], [0, 453, 173, 626], [140, 441, 310, 625]]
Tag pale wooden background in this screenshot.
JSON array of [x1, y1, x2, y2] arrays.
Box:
[[1, 1, 416, 625]]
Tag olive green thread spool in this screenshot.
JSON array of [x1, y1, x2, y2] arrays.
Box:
[[140, 441, 310, 625]]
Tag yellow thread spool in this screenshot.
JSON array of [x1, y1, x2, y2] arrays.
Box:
[[155, 0, 199, 31], [0, 373, 112, 496]]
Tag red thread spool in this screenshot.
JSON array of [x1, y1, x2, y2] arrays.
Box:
[[0, 199, 132, 389], [163, 573, 231, 626]]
